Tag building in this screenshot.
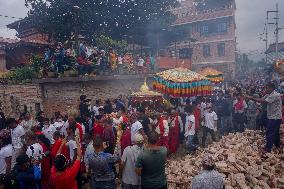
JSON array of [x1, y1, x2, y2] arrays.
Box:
[[266, 42, 284, 64], [0, 19, 50, 72], [169, 0, 236, 76]]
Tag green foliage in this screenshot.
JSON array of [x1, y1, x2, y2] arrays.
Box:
[[95, 35, 128, 54], [5, 55, 43, 83], [24, 0, 179, 44]]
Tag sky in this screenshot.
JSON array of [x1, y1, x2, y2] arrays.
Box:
[[0, 0, 283, 60]]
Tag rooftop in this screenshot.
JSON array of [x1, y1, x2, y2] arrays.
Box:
[[266, 42, 284, 54], [173, 8, 234, 26]]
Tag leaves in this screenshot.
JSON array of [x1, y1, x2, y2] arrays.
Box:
[[25, 0, 179, 44]]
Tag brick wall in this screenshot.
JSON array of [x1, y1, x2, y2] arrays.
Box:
[[0, 77, 146, 118], [41, 78, 145, 116], [0, 84, 42, 117]]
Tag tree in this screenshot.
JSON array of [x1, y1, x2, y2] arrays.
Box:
[[25, 0, 178, 43]]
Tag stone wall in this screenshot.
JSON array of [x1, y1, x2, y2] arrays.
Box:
[[0, 75, 147, 118], [0, 84, 42, 117]]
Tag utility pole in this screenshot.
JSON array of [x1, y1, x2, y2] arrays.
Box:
[[265, 12, 268, 64], [275, 3, 279, 61], [267, 3, 280, 62]]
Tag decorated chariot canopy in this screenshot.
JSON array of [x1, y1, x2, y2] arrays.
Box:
[[153, 67, 212, 97], [198, 67, 224, 84], [275, 59, 284, 75], [131, 79, 163, 101]]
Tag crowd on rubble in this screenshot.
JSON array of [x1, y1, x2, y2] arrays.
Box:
[[0, 67, 283, 189], [42, 42, 157, 77]]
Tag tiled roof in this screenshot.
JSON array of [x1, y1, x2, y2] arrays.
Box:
[[173, 9, 234, 26], [266, 42, 284, 54], [0, 37, 19, 44]]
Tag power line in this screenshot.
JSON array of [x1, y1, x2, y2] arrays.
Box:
[[0, 14, 23, 20]]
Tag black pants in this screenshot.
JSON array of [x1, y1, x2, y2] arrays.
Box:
[[233, 113, 245, 132], [202, 127, 216, 147], [142, 185, 167, 189], [265, 119, 281, 152]]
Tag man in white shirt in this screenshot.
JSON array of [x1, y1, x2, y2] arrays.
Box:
[[120, 134, 144, 189], [42, 118, 57, 144], [184, 106, 196, 154], [7, 118, 25, 167], [25, 131, 44, 161], [0, 129, 13, 175], [202, 106, 218, 148], [130, 113, 145, 144]]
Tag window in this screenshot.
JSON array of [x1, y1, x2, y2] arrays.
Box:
[[218, 43, 225, 57], [179, 48, 193, 59], [217, 22, 227, 33], [203, 45, 211, 58], [200, 25, 209, 34]]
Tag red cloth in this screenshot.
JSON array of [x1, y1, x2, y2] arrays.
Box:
[[51, 160, 81, 189], [234, 99, 244, 111], [40, 143, 51, 189], [75, 123, 83, 142], [194, 107, 201, 130], [120, 128, 131, 154], [50, 139, 70, 162], [157, 136, 169, 151], [168, 116, 180, 154], [158, 117, 165, 136], [93, 123, 104, 138]]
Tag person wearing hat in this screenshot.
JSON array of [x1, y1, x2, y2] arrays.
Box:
[[120, 133, 144, 189], [14, 154, 41, 189], [191, 154, 224, 189]]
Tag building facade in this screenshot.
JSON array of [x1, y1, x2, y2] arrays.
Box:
[[170, 0, 236, 77], [266, 42, 284, 64]]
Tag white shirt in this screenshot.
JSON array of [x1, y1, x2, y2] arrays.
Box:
[[53, 120, 65, 130], [121, 145, 143, 185], [11, 125, 25, 149], [67, 140, 77, 161], [204, 111, 218, 130], [131, 121, 143, 142], [42, 124, 57, 144], [0, 144, 13, 174], [84, 142, 94, 169], [60, 121, 69, 137], [93, 105, 100, 116], [233, 100, 247, 114], [184, 114, 195, 137], [155, 119, 169, 137], [26, 143, 44, 161]]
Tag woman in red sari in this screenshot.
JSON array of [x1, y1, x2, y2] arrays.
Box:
[[168, 110, 183, 154], [38, 134, 52, 189]]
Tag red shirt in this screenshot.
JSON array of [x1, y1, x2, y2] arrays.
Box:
[[93, 123, 104, 138], [194, 107, 201, 130], [51, 160, 80, 189], [120, 128, 131, 154]]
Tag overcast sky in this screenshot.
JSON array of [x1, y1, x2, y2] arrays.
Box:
[[0, 0, 283, 60]]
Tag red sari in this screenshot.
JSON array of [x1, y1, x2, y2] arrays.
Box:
[[40, 142, 51, 189], [93, 123, 104, 138], [169, 115, 180, 154], [120, 127, 131, 154]]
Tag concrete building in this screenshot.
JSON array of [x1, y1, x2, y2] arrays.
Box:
[[170, 0, 237, 77]]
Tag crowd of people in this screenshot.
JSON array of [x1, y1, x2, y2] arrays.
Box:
[[0, 68, 283, 189], [43, 42, 157, 77]]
